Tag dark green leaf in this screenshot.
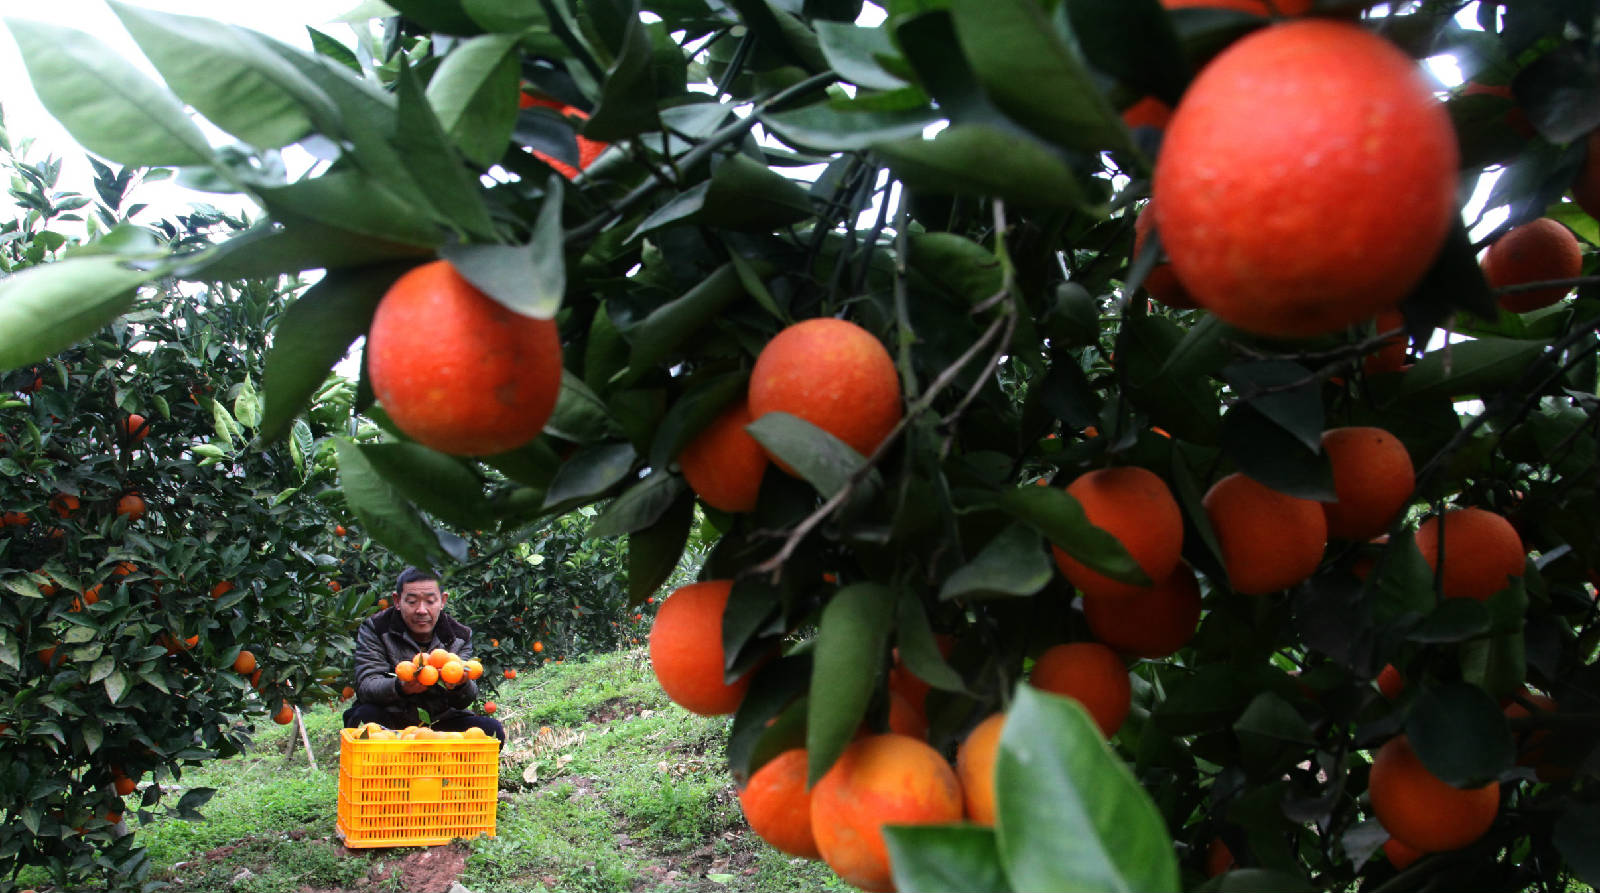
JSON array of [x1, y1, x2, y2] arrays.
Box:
[[357, 443, 487, 531], [996, 486, 1148, 586], [624, 263, 745, 371], [886, 824, 1012, 893], [815, 21, 909, 91], [1408, 598, 1491, 644], [335, 438, 446, 568], [0, 257, 153, 372], [591, 471, 689, 538], [463, 0, 551, 32], [393, 62, 499, 240], [386, 0, 485, 34], [1222, 360, 1323, 453], [110, 2, 327, 149], [584, 2, 661, 141], [1404, 682, 1513, 787], [995, 686, 1179, 892], [908, 232, 1003, 308], [1203, 869, 1317, 893], [257, 172, 442, 250], [1400, 337, 1550, 403], [895, 591, 968, 694], [628, 491, 694, 602], [444, 185, 566, 319], [650, 372, 748, 469], [746, 411, 872, 499], [1218, 403, 1334, 502], [939, 523, 1053, 600], [1516, 43, 1600, 144], [808, 582, 896, 784], [629, 182, 711, 239], [724, 0, 828, 73], [873, 125, 1085, 208], [425, 33, 520, 167], [1119, 313, 1220, 444], [541, 442, 638, 509], [5, 18, 213, 166], [763, 101, 940, 153], [260, 264, 403, 442], [1553, 803, 1600, 889], [307, 27, 362, 74], [700, 154, 815, 230], [727, 656, 813, 782], [546, 371, 626, 443], [1065, 0, 1188, 107], [1234, 692, 1315, 745], [179, 219, 436, 282]]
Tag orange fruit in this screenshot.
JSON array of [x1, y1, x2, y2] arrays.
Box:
[[367, 259, 562, 456], [440, 660, 465, 685], [1, 510, 29, 527], [1320, 427, 1415, 540], [1574, 129, 1600, 220], [1376, 663, 1405, 699], [1051, 466, 1184, 599], [334, 524, 346, 537], [49, 493, 78, 518], [112, 561, 136, 576], [1505, 690, 1561, 776], [533, 641, 544, 653], [809, 734, 964, 892], [1029, 642, 1132, 737], [465, 659, 483, 680], [1369, 735, 1498, 853], [329, 580, 341, 592], [504, 668, 518, 679], [120, 413, 148, 444], [112, 773, 137, 796], [1363, 309, 1408, 376], [417, 665, 440, 686], [738, 749, 821, 860], [1205, 838, 1236, 877], [519, 92, 609, 179], [116, 493, 146, 521], [341, 685, 355, 701], [1482, 217, 1583, 313], [1414, 507, 1525, 601], [483, 701, 498, 715], [428, 648, 451, 668], [232, 650, 256, 675], [273, 702, 295, 725], [1121, 96, 1173, 130], [649, 580, 756, 716], [887, 690, 928, 740], [376, 598, 389, 610], [886, 636, 954, 716], [748, 318, 902, 470], [678, 399, 769, 513], [1383, 836, 1423, 870], [1082, 565, 1203, 658], [210, 581, 234, 599], [1153, 21, 1457, 338], [1133, 203, 1198, 309], [396, 660, 417, 682], [1203, 472, 1327, 594], [955, 713, 1005, 826]]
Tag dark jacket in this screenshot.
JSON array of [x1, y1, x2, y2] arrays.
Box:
[[351, 606, 479, 726]]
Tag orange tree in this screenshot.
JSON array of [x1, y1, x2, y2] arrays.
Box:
[[0, 140, 392, 888], [5, 1, 1600, 891]]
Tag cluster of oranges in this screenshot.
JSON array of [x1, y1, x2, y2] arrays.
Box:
[[395, 648, 483, 687], [352, 721, 492, 741]]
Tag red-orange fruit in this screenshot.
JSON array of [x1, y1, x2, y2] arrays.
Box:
[[1203, 472, 1327, 594], [1082, 565, 1203, 658], [887, 690, 928, 740], [1134, 204, 1198, 309], [649, 580, 753, 715], [748, 318, 902, 470], [367, 260, 562, 456], [1051, 466, 1184, 599], [1205, 838, 1236, 877], [1153, 22, 1458, 338], [1369, 735, 1498, 853], [116, 493, 146, 521], [810, 734, 964, 892], [120, 413, 149, 444], [678, 400, 768, 513], [519, 92, 609, 179], [739, 749, 821, 860], [1414, 508, 1525, 601], [1363, 309, 1408, 376], [1376, 663, 1405, 699], [1028, 642, 1132, 737], [1482, 218, 1583, 313], [955, 713, 1005, 826], [1383, 836, 1424, 870], [1320, 427, 1415, 540], [1121, 96, 1173, 130]]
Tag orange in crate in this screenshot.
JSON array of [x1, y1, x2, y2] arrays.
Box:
[[336, 728, 499, 848]]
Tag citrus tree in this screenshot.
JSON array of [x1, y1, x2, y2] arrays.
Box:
[[4, 0, 1600, 891]]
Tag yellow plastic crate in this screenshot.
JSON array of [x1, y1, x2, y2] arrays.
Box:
[[336, 728, 500, 848]]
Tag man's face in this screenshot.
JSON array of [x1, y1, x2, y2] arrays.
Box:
[[398, 579, 446, 639]]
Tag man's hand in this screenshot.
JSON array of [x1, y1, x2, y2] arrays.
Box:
[[400, 680, 427, 695]]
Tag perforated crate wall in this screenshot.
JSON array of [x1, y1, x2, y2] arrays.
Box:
[[336, 728, 499, 848]]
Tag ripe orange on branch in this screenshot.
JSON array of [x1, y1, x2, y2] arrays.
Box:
[[1369, 735, 1498, 852], [678, 399, 770, 513], [1051, 466, 1184, 599], [1320, 427, 1415, 541], [649, 580, 754, 715], [1082, 565, 1203, 658], [1414, 507, 1525, 601], [956, 712, 1006, 826], [1482, 217, 1583, 313], [748, 318, 902, 471], [1028, 642, 1132, 737], [739, 749, 821, 860], [367, 260, 562, 456], [1152, 21, 1458, 338], [1203, 472, 1327, 594]]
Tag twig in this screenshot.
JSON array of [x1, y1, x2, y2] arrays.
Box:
[[1493, 275, 1600, 295], [294, 706, 318, 771]]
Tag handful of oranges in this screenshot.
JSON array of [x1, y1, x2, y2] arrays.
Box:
[[352, 721, 489, 741], [395, 648, 483, 687]]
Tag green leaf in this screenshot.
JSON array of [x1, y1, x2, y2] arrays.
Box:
[[584, 2, 661, 142], [425, 33, 520, 167], [1234, 692, 1314, 746], [591, 471, 689, 538], [1404, 682, 1514, 787], [82, 722, 103, 755], [103, 670, 127, 704], [808, 582, 895, 785], [335, 437, 446, 568], [724, 0, 828, 74], [947, 0, 1133, 155], [444, 183, 566, 319], [393, 62, 499, 240], [1203, 869, 1318, 892], [895, 591, 967, 694], [5, 18, 214, 166], [939, 523, 1053, 600], [649, 371, 747, 470], [908, 232, 1003, 308], [109, 2, 329, 149], [1218, 404, 1335, 502], [387, 0, 483, 34], [547, 371, 626, 443], [1119, 313, 1219, 444], [885, 824, 1012, 893], [463, 0, 551, 31], [874, 125, 1085, 208], [1400, 337, 1550, 402], [307, 26, 363, 74], [727, 656, 812, 781], [996, 486, 1148, 586], [542, 442, 638, 510], [1408, 598, 1491, 643], [814, 21, 910, 91], [178, 219, 435, 281], [1065, 0, 1188, 107], [624, 263, 745, 371], [1221, 360, 1323, 453], [0, 257, 153, 372], [255, 173, 446, 249], [233, 376, 262, 429], [357, 443, 487, 531], [699, 154, 815, 231], [746, 412, 872, 499], [260, 264, 403, 442], [627, 491, 695, 603], [763, 101, 940, 153], [995, 686, 1178, 892], [1554, 803, 1600, 889]]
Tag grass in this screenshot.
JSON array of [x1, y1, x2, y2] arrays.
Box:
[[84, 648, 851, 893]]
